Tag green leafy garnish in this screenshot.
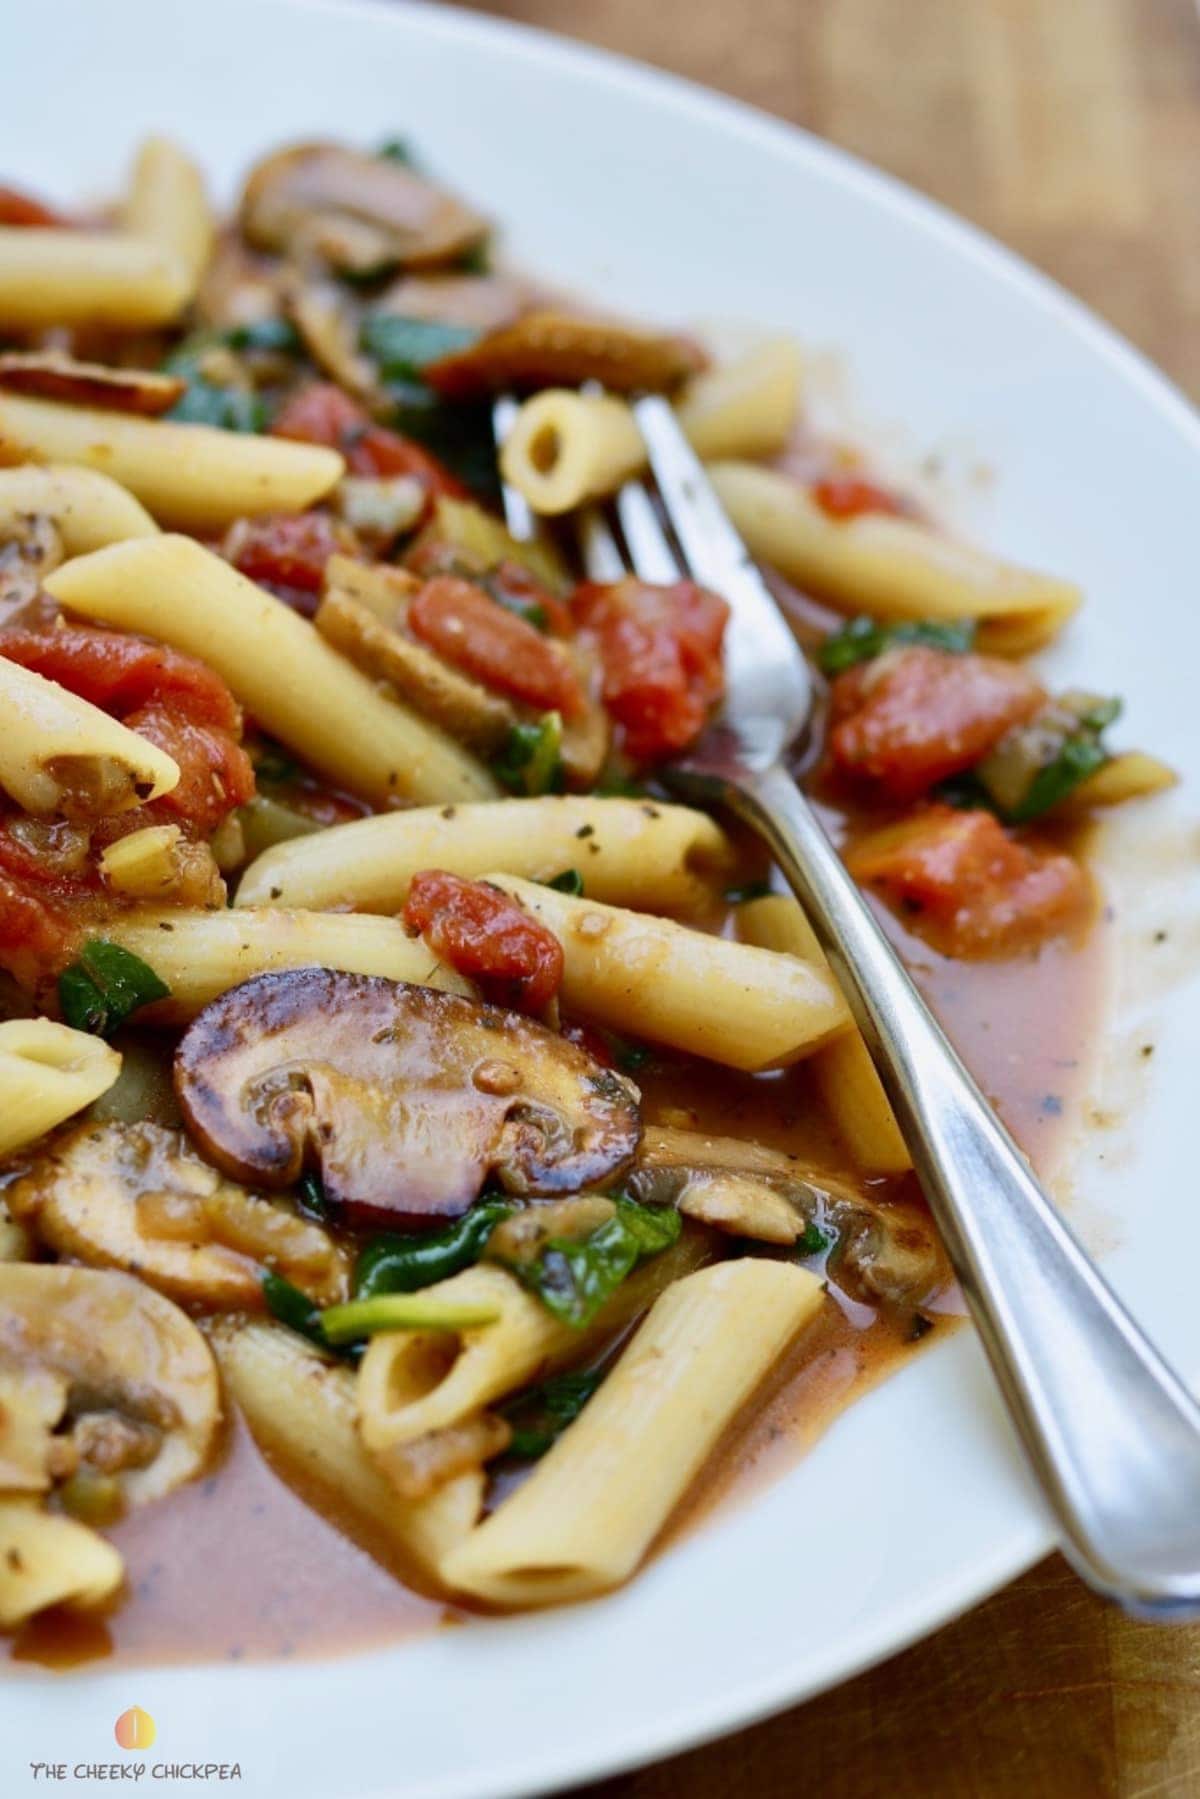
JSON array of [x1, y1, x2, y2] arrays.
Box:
[[377, 136, 419, 167], [361, 315, 480, 382], [262, 1271, 329, 1348], [253, 741, 300, 786], [1004, 733, 1109, 822], [724, 879, 773, 904], [319, 1294, 501, 1346], [353, 1200, 514, 1300], [492, 713, 564, 796], [500, 1366, 605, 1460], [58, 941, 169, 1037], [546, 868, 584, 895], [795, 1220, 834, 1260], [614, 1039, 652, 1073], [818, 616, 977, 675], [168, 380, 266, 432], [296, 1172, 330, 1223], [967, 693, 1123, 823], [505, 1195, 681, 1330], [224, 317, 303, 355], [384, 383, 499, 501], [161, 322, 299, 432]]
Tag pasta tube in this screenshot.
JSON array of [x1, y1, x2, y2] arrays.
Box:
[[0, 1498, 124, 1627], [236, 795, 733, 914], [737, 895, 910, 1174], [0, 465, 158, 553], [0, 1021, 121, 1158], [499, 389, 646, 514], [480, 875, 849, 1070], [0, 395, 342, 532], [44, 537, 496, 805], [0, 230, 190, 331], [121, 136, 213, 298], [1059, 750, 1177, 813], [442, 1259, 824, 1605], [674, 338, 802, 461], [0, 654, 179, 817], [709, 461, 1082, 655], [101, 907, 473, 1019], [212, 1320, 481, 1587]]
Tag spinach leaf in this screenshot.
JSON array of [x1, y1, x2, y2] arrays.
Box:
[[545, 868, 584, 895], [58, 941, 169, 1038], [353, 1199, 514, 1300], [361, 315, 480, 382], [818, 615, 976, 674], [384, 382, 499, 501], [507, 1196, 681, 1329], [492, 713, 564, 796], [795, 1220, 834, 1260], [500, 1366, 606, 1460], [262, 1271, 329, 1349], [295, 1171, 331, 1223], [1004, 732, 1109, 822], [377, 136, 420, 168], [971, 693, 1123, 823], [168, 380, 266, 433], [224, 317, 302, 355]]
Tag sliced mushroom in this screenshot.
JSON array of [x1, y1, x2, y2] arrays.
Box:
[[633, 1126, 950, 1312], [374, 1411, 512, 1502], [423, 310, 708, 399], [0, 1263, 219, 1506], [316, 558, 516, 754], [377, 270, 534, 333], [240, 142, 489, 273], [284, 276, 377, 400], [174, 969, 642, 1227], [0, 1363, 69, 1492], [0, 352, 184, 416], [8, 1120, 348, 1309], [0, 1497, 124, 1627], [0, 513, 63, 618], [332, 477, 426, 548]]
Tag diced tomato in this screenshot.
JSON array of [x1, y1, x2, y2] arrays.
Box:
[[403, 870, 563, 1013], [572, 578, 728, 764], [830, 646, 1044, 802], [487, 561, 574, 637], [409, 575, 584, 717], [847, 805, 1092, 957], [224, 512, 339, 595], [122, 704, 256, 839], [811, 476, 911, 521], [0, 626, 241, 733], [271, 381, 466, 497], [0, 820, 97, 987], [0, 184, 65, 227]]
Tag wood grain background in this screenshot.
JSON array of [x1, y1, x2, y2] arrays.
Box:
[[437, 3, 1200, 1793]]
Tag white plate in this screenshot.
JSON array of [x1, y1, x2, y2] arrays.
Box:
[[4, 3, 1200, 1795]]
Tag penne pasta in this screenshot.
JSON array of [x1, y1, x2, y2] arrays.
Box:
[[356, 1234, 710, 1453], [0, 229, 190, 331], [674, 338, 803, 461], [0, 1498, 125, 1627], [736, 895, 911, 1174], [0, 654, 179, 817], [0, 1021, 121, 1158], [235, 795, 733, 914], [441, 1259, 824, 1605], [1060, 750, 1177, 812], [121, 136, 214, 298], [101, 906, 473, 1019], [478, 875, 850, 1070], [0, 395, 343, 532], [0, 464, 158, 554], [44, 536, 497, 805], [500, 388, 647, 515], [708, 460, 1082, 654], [212, 1320, 482, 1588]]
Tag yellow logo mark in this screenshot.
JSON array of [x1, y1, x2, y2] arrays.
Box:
[[114, 1707, 156, 1751]]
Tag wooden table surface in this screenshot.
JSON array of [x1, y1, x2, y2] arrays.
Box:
[[440, 3, 1200, 1794]]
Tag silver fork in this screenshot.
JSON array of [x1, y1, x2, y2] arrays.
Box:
[[495, 391, 1200, 1620]]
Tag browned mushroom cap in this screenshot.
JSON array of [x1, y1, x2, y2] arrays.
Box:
[[423, 310, 708, 400], [0, 353, 185, 416], [174, 969, 641, 1227], [240, 143, 488, 275]]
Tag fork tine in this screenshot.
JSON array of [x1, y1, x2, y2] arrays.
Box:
[[615, 481, 679, 582], [491, 395, 539, 543], [577, 506, 626, 581]]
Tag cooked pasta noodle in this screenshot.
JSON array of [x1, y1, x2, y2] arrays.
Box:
[[0, 230, 190, 331], [477, 875, 850, 1069], [0, 1021, 121, 1158], [674, 337, 802, 460], [0, 654, 179, 816], [0, 1499, 125, 1627], [500, 389, 646, 515], [121, 136, 213, 297], [0, 464, 158, 553], [442, 1259, 824, 1604], [236, 796, 733, 914], [709, 460, 1082, 654], [44, 536, 497, 805]]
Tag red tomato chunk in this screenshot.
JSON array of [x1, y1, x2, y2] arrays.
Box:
[[572, 578, 728, 764], [223, 512, 340, 595], [403, 870, 563, 1013], [811, 476, 911, 521], [271, 381, 466, 497], [847, 805, 1091, 958], [0, 626, 240, 733], [0, 184, 66, 227], [409, 575, 584, 718], [830, 646, 1044, 802]]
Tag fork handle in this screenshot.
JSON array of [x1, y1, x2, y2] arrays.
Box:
[[727, 758, 1200, 1618]]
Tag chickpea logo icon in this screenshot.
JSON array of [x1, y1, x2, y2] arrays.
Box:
[[114, 1707, 156, 1751]]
